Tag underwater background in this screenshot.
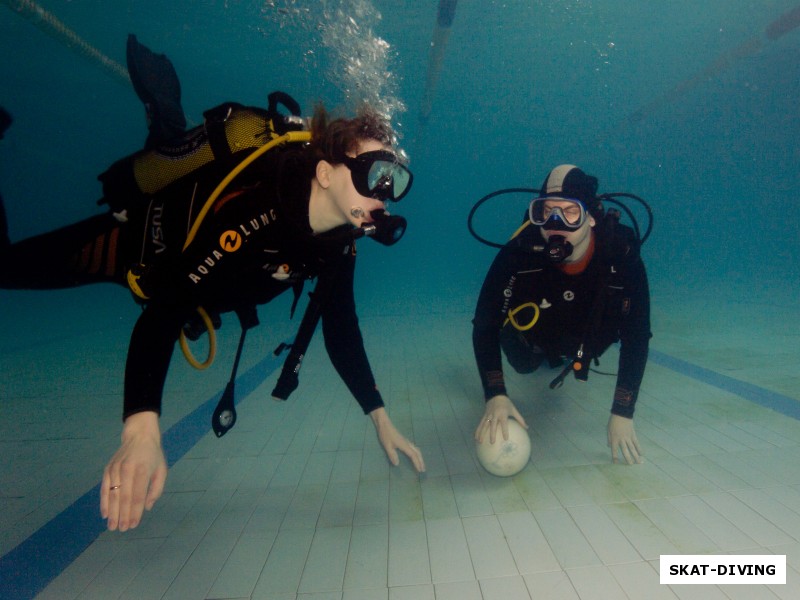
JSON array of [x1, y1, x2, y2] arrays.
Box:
[[2, 2, 800, 598], [2, 0, 798, 316]]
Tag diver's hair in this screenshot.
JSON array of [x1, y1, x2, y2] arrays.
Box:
[[309, 103, 396, 164]]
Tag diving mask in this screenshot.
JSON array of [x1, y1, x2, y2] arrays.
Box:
[[343, 150, 413, 202], [529, 197, 589, 231]]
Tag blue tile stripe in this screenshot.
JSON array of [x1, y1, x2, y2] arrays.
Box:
[[2, 348, 799, 598], [0, 347, 286, 600], [648, 349, 800, 419]]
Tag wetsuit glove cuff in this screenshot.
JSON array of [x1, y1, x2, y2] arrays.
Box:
[[610, 386, 637, 419]]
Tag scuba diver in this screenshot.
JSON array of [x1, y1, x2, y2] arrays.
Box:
[[471, 165, 651, 465], [0, 36, 425, 532]]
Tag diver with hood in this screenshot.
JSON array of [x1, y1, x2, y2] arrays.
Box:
[[0, 36, 425, 532], [472, 165, 652, 465]]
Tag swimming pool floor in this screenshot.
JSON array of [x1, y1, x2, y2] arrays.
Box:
[[1, 284, 798, 599]]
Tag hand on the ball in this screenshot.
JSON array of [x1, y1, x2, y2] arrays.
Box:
[[475, 394, 528, 444]]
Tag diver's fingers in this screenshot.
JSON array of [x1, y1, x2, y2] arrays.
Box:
[[405, 442, 426, 473]]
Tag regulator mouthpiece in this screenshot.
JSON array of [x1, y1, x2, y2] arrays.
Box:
[[363, 209, 407, 246], [544, 235, 573, 262]]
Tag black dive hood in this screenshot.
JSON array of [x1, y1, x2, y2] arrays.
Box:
[[356, 209, 407, 246]]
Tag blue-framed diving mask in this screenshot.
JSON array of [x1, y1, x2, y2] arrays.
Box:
[[528, 197, 589, 231]]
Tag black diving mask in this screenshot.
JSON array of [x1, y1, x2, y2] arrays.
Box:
[[529, 197, 589, 231], [343, 150, 413, 202]]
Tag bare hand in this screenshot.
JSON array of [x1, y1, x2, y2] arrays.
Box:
[[607, 414, 643, 464], [474, 394, 528, 444], [101, 411, 168, 531], [370, 407, 425, 472]]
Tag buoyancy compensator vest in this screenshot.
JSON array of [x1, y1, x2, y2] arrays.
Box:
[[97, 91, 308, 215]]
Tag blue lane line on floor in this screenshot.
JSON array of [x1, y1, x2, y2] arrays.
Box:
[[0, 347, 286, 600], [649, 349, 800, 420]]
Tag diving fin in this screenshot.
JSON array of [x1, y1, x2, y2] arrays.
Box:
[[0, 107, 11, 140], [126, 34, 186, 148]]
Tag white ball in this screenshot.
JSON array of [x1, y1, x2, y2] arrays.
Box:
[[476, 419, 531, 477]]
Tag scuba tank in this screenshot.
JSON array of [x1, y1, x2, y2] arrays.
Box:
[[97, 91, 307, 216]]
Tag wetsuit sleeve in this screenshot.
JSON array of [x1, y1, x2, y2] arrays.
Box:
[[472, 246, 519, 400], [320, 251, 384, 414], [611, 257, 652, 418], [123, 300, 194, 418]]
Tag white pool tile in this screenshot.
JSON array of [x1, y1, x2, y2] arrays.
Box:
[[463, 515, 521, 579], [608, 561, 679, 600], [566, 504, 642, 565], [479, 575, 532, 600], [565, 565, 629, 600], [523, 570, 580, 599], [426, 517, 474, 583], [387, 520, 430, 587], [343, 523, 389, 590], [298, 526, 352, 594], [497, 511, 561, 574], [533, 508, 602, 569]]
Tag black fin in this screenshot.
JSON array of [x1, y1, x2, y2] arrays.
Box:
[[126, 34, 186, 148], [0, 107, 12, 140]]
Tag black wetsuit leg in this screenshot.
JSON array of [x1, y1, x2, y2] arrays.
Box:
[[0, 213, 131, 289], [499, 323, 545, 374]]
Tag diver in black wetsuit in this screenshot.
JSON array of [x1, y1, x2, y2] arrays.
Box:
[[0, 37, 425, 532], [472, 165, 651, 465]]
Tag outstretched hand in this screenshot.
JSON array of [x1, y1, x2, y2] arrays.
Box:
[[101, 411, 168, 531], [474, 394, 528, 444], [370, 407, 425, 473], [607, 414, 643, 464]]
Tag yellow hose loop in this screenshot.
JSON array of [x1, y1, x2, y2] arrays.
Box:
[[183, 130, 312, 250], [179, 306, 217, 370], [509, 219, 531, 241], [176, 130, 310, 370], [505, 302, 540, 332]]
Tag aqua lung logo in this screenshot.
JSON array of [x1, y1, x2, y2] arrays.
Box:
[[188, 210, 277, 284], [220, 230, 242, 252], [501, 275, 516, 313]]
